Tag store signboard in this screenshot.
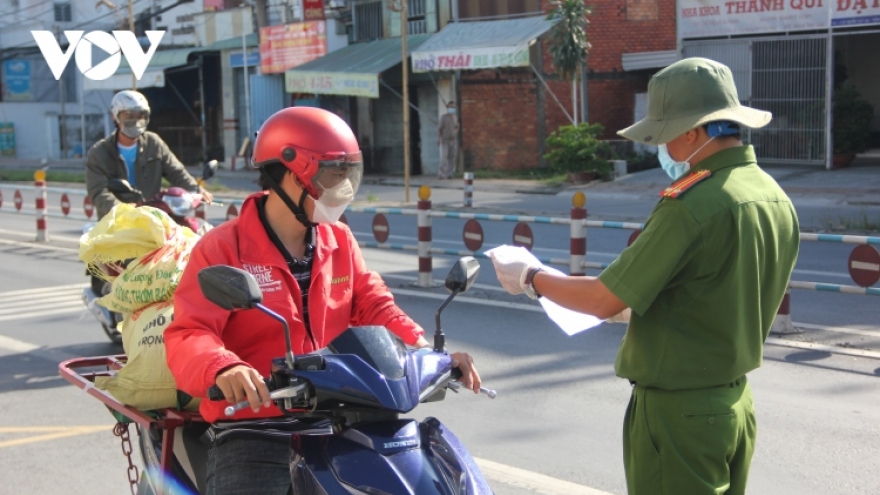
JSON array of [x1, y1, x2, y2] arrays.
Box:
[[679, 0, 880, 38], [259, 21, 327, 74], [412, 45, 529, 73], [303, 0, 325, 21], [285, 71, 379, 98], [3, 60, 31, 101]]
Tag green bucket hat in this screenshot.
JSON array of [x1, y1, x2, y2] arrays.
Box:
[[618, 57, 772, 145]]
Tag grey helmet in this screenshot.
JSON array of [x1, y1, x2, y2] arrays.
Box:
[[111, 90, 150, 139]]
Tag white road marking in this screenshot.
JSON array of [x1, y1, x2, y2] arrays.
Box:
[[0, 284, 86, 322], [0, 238, 80, 253], [474, 457, 616, 495]]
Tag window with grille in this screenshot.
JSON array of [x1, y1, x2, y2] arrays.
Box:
[[407, 0, 426, 34], [354, 2, 383, 42], [54, 2, 72, 22]]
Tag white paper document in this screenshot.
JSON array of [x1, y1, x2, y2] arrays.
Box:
[[537, 265, 603, 336], [485, 245, 604, 336]]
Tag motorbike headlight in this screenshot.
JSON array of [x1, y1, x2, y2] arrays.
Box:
[[162, 193, 194, 217]]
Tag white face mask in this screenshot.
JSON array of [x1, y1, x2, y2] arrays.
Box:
[[657, 137, 715, 181], [310, 179, 354, 224], [119, 118, 148, 139]]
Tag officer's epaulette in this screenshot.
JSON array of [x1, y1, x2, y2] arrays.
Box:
[[659, 169, 712, 199]]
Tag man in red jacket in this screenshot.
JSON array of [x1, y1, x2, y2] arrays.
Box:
[[165, 107, 481, 495]]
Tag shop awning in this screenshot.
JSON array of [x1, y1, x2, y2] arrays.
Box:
[[284, 34, 431, 98], [411, 16, 557, 73], [82, 45, 209, 91], [621, 50, 679, 72]]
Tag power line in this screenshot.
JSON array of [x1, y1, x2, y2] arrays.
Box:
[[0, 0, 149, 62], [0, 0, 55, 18]]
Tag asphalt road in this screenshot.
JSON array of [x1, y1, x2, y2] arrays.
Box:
[[0, 187, 879, 494]]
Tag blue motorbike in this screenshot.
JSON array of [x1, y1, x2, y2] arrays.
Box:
[[61, 257, 495, 494]]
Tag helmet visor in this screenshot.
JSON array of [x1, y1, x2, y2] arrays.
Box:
[[117, 109, 150, 121], [311, 151, 363, 201]]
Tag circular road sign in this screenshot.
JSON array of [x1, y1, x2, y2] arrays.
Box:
[[60, 193, 71, 216], [848, 244, 880, 288], [628, 229, 642, 247], [512, 222, 533, 250], [226, 204, 239, 221], [462, 219, 484, 251], [14, 190, 23, 211], [83, 196, 94, 218], [372, 214, 389, 243]]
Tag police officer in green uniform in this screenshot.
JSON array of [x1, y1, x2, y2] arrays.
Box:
[[488, 57, 800, 495]]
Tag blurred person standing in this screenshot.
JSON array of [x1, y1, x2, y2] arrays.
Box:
[[437, 100, 459, 179]]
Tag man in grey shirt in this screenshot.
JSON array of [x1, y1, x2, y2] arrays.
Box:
[[437, 100, 459, 179]]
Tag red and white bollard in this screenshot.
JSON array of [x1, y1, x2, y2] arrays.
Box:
[[463, 172, 473, 208], [771, 289, 796, 334], [34, 170, 49, 242], [570, 191, 586, 275], [417, 185, 434, 288]]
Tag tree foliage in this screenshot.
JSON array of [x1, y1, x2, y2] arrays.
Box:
[[546, 0, 592, 81]]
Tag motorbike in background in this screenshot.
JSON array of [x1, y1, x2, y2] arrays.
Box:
[[61, 257, 496, 494], [81, 160, 218, 344]]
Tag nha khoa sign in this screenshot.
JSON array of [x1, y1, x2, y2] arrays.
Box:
[[31, 30, 165, 81], [679, 0, 880, 38]]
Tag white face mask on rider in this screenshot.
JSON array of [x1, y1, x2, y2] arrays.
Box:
[[311, 179, 354, 224]]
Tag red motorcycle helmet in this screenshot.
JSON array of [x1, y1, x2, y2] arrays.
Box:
[[252, 107, 363, 199]]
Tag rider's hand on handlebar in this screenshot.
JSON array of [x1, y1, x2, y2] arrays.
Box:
[[214, 364, 271, 412], [450, 352, 481, 394], [199, 187, 214, 204]]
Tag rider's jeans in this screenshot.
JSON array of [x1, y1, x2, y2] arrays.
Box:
[[205, 431, 291, 495]]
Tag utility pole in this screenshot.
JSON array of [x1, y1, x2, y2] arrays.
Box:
[[241, 4, 252, 149], [56, 26, 67, 159], [401, 0, 410, 202], [129, 0, 136, 89]]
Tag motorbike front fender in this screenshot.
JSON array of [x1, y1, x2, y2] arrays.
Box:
[[290, 418, 492, 495]]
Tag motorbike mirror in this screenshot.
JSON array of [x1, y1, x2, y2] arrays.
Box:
[[434, 257, 480, 352], [197, 265, 263, 310], [445, 256, 480, 294], [107, 178, 135, 195], [202, 159, 218, 181]]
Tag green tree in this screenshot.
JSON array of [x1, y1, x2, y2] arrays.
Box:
[[546, 0, 592, 124]]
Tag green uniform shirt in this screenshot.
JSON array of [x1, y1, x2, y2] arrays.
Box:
[[599, 145, 799, 390]]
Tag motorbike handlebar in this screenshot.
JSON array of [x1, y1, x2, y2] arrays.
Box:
[[207, 377, 273, 402]]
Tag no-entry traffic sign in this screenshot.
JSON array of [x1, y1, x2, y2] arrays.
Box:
[[83, 196, 94, 219], [226, 204, 238, 221], [512, 222, 533, 250], [462, 219, 483, 251], [14, 190, 23, 211], [60, 193, 71, 216], [628, 229, 642, 247], [848, 244, 880, 288], [372, 214, 389, 243]]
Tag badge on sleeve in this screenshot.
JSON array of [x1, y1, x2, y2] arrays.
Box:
[[659, 170, 712, 199]]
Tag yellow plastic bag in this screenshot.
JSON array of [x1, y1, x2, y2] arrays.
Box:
[[79, 203, 197, 282], [94, 300, 199, 411], [98, 237, 198, 314]]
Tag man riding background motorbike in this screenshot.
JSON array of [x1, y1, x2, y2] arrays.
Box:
[[85, 90, 213, 219], [82, 90, 215, 343]]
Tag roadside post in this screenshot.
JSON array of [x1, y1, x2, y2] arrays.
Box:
[[35, 170, 48, 242]]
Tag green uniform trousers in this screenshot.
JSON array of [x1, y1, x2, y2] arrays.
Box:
[[623, 376, 756, 495]]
